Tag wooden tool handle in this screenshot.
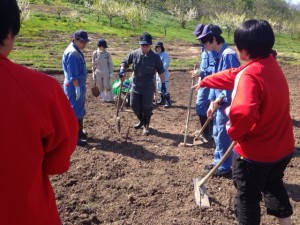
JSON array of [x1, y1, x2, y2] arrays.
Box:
[[198, 141, 236, 187]]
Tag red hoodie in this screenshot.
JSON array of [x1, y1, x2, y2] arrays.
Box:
[[200, 55, 294, 162]]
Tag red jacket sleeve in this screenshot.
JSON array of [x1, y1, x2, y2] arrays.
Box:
[[227, 68, 262, 141], [200, 67, 237, 90]]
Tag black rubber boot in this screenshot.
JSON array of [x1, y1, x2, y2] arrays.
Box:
[[133, 114, 143, 129], [77, 136, 87, 146], [78, 119, 87, 139], [199, 116, 210, 141], [164, 94, 171, 108], [142, 115, 151, 135], [157, 93, 165, 105]]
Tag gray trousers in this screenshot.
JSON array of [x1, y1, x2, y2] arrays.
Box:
[[130, 86, 154, 117]]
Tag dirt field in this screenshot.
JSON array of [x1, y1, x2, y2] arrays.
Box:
[[49, 46, 300, 225]]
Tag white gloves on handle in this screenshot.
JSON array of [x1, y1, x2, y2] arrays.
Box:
[[75, 86, 81, 100]]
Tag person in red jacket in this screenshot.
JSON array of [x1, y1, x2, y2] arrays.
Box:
[[194, 19, 294, 225], [0, 1, 78, 225]]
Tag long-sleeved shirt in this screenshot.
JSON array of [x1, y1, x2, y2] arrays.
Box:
[[0, 54, 78, 225], [200, 55, 294, 162], [92, 49, 114, 75], [158, 51, 170, 77], [121, 48, 165, 89], [199, 47, 215, 79], [208, 44, 240, 109], [62, 42, 87, 85]]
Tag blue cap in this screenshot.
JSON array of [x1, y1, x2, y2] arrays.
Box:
[[73, 30, 90, 42], [193, 24, 205, 37], [196, 24, 222, 40]]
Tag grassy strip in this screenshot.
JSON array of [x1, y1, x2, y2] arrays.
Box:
[[9, 3, 300, 72]]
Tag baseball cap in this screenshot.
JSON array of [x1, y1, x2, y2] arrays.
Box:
[[196, 24, 222, 40], [155, 41, 165, 51], [97, 38, 108, 48], [139, 32, 152, 45], [73, 30, 90, 42], [193, 24, 205, 37]]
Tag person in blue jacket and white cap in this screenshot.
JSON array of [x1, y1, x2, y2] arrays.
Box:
[[62, 30, 90, 146]]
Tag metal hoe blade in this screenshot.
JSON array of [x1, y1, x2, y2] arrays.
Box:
[[115, 79, 123, 134], [193, 177, 210, 207], [193, 141, 236, 207], [115, 116, 121, 134]]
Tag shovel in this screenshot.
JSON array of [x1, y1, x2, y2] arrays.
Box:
[[193, 141, 236, 207], [115, 78, 123, 134]]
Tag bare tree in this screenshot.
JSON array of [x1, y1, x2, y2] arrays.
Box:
[[17, 0, 31, 23], [211, 12, 246, 38], [92, 0, 121, 26], [121, 2, 151, 31], [169, 6, 197, 28]]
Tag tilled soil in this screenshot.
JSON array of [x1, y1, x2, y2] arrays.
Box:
[[50, 62, 300, 225]]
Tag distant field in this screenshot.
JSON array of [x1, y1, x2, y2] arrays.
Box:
[[9, 2, 300, 72]]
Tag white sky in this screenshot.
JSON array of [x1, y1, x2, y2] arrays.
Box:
[[286, 0, 300, 4]]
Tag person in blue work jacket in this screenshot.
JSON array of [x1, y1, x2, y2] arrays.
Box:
[[196, 24, 240, 176], [192, 24, 215, 142], [119, 32, 165, 135], [154, 41, 171, 108], [62, 30, 90, 146]]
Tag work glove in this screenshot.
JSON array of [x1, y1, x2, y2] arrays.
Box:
[[161, 83, 166, 95], [118, 69, 125, 78], [109, 74, 113, 78], [75, 86, 81, 100]]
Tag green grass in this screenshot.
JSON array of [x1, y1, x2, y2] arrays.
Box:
[[9, 2, 300, 71], [274, 33, 300, 64]]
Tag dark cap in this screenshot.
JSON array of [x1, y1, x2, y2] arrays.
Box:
[[155, 41, 165, 52], [196, 24, 222, 40], [73, 30, 90, 42], [193, 24, 205, 37], [97, 38, 108, 48], [139, 32, 152, 45]]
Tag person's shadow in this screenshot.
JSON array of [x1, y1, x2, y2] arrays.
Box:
[[87, 137, 179, 163], [148, 128, 186, 146]]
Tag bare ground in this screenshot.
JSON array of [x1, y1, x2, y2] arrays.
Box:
[[49, 60, 300, 225]]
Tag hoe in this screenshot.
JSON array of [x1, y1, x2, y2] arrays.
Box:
[[193, 141, 236, 207]]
